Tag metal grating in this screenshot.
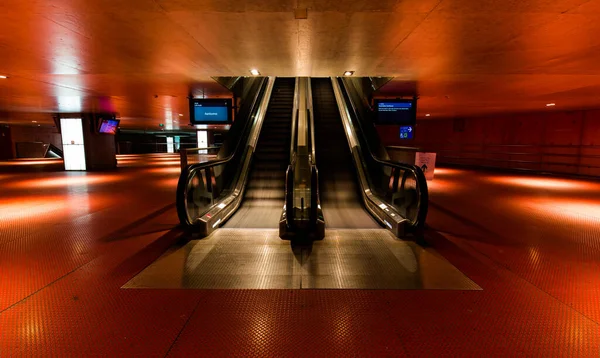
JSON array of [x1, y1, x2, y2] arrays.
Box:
[[123, 229, 481, 290]]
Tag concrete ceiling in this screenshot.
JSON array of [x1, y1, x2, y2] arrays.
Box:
[[1, 0, 600, 129]]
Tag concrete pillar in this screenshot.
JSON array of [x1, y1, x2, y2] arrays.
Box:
[[60, 114, 117, 171], [82, 116, 117, 170]]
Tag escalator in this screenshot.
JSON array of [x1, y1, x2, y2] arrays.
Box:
[[224, 78, 295, 227], [312, 78, 380, 228], [177, 75, 426, 237]]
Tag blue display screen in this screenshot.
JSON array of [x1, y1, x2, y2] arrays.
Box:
[[375, 99, 416, 125], [379, 102, 413, 110], [399, 125, 414, 139], [194, 104, 228, 122], [190, 99, 232, 124]]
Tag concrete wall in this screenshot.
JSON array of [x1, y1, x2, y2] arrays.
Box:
[[377, 109, 600, 177]]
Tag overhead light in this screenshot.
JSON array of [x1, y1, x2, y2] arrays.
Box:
[[0, 75, 7, 79], [425, 114, 431, 117], [32, 121, 37, 123], [546, 103, 556, 107], [179, 114, 183, 116], [250, 69, 260, 76], [344, 71, 354, 76]]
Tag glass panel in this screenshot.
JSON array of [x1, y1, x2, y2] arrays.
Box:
[[185, 168, 213, 222], [386, 167, 421, 224]]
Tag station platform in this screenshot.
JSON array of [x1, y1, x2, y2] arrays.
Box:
[[1, 157, 598, 356]]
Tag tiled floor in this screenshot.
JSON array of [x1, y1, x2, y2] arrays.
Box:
[[1, 159, 599, 356]]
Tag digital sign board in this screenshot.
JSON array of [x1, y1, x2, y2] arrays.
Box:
[[190, 98, 232, 124], [374, 99, 416, 125]]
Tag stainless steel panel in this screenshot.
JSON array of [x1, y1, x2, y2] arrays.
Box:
[[123, 229, 481, 290]]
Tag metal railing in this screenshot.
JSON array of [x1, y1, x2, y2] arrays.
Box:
[[179, 146, 220, 170], [306, 78, 324, 237], [422, 143, 600, 171], [333, 77, 429, 235], [176, 77, 274, 233]]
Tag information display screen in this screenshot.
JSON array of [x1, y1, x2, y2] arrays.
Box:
[[374, 99, 416, 125], [190, 98, 232, 124], [98, 119, 119, 134], [399, 125, 414, 140]]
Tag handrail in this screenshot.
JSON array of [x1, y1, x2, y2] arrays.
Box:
[[414, 142, 600, 171], [432, 143, 600, 149], [306, 78, 323, 238], [307, 77, 316, 163], [339, 78, 425, 175], [429, 149, 600, 159], [284, 78, 301, 230], [386, 146, 422, 151], [184, 79, 267, 173], [176, 77, 273, 231], [290, 77, 300, 161], [280, 77, 324, 239], [340, 77, 429, 229], [181, 146, 221, 152], [285, 155, 296, 225], [333, 77, 429, 232], [179, 146, 220, 169]]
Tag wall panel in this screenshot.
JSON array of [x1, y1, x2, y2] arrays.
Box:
[[379, 108, 600, 177]]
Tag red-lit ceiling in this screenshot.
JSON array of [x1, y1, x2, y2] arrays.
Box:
[[1, 0, 600, 129]]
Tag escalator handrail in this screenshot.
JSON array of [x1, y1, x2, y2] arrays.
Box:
[[284, 78, 300, 228], [284, 78, 323, 235], [307, 77, 316, 164], [177, 77, 273, 229], [184, 78, 267, 172], [338, 77, 429, 229], [338, 78, 422, 173], [307, 79, 322, 230], [290, 77, 300, 160]]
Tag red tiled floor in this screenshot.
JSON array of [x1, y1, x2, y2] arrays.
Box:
[[1, 164, 599, 356], [428, 169, 600, 324]]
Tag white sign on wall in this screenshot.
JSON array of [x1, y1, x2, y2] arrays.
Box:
[[415, 152, 436, 180], [60, 117, 86, 171], [167, 137, 174, 153], [197, 130, 208, 154]]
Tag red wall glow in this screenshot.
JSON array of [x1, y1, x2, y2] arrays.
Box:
[[378, 109, 600, 176]]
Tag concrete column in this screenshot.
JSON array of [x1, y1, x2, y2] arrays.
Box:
[[82, 116, 117, 170], [60, 115, 117, 171]]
